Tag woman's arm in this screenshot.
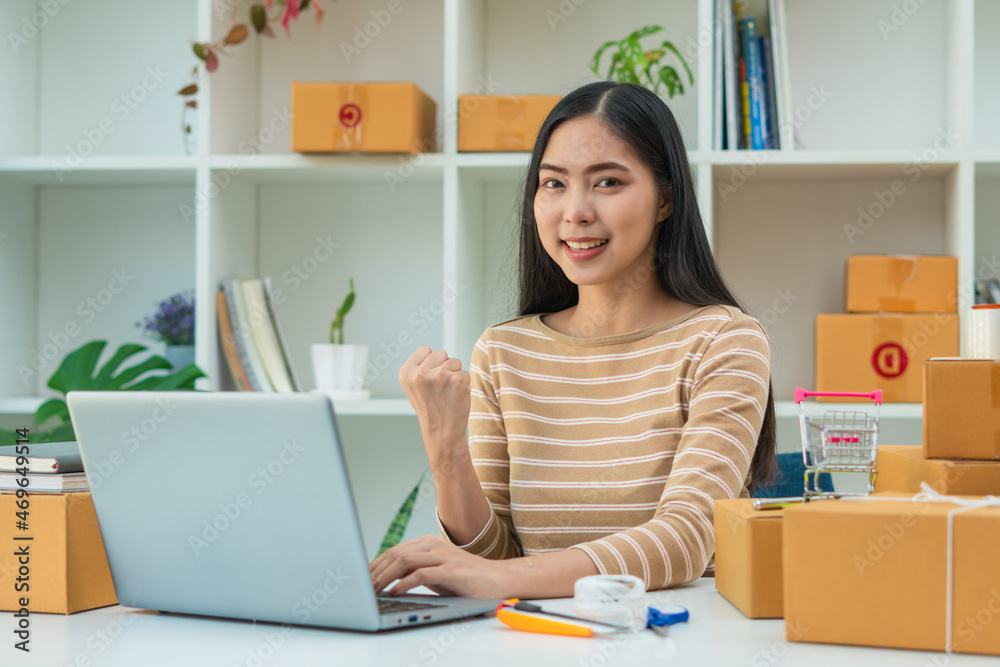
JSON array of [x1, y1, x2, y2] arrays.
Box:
[[399, 346, 491, 545]]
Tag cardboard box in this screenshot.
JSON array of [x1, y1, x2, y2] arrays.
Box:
[[0, 492, 117, 614], [816, 314, 959, 403], [875, 445, 1000, 494], [457, 95, 560, 152], [923, 359, 1000, 460], [845, 255, 957, 313], [291, 82, 436, 153], [784, 494, 1000, 656], [714, 499, 784, 619]]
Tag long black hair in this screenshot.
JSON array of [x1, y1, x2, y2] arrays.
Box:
[[516, 81, 776, 490]]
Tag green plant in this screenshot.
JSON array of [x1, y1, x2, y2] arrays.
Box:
[[177, 0, 329, 153], [377, 472, 427, 556], [0, 340, 206, 445], [589, 25, 694, 98], [328, 277, 355, 344]]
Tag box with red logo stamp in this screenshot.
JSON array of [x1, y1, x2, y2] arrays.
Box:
[[291, 82, 436, 153], [815, 314, 959, 403]]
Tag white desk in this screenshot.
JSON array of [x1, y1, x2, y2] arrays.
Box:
[[3, 579, 995, 667]]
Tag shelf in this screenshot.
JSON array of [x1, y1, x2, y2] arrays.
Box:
[[206, 153, 447, 185], [776, 400, 922, 420], [706, 150, 961, 182], [0, 156, 198, 185]]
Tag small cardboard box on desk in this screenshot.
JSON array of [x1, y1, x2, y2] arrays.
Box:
[[714, 498, 785, 619], [875, 445, 1000, 495], [923, 358, 1000, 460], [783, 492, 1000, 656], [0, 491, 116, 614]]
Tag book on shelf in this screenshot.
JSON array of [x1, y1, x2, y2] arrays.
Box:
[[0, 471, 88, 492], [263, 276, 302, 392], [217, 290, 252, 391], [221, 280, 274, 391], [718, 0, 792, 150], [720, 0, 741, 150], [218, 278, 300, 392], [740, 18, 765, 150], [0, 441, 82, 474]]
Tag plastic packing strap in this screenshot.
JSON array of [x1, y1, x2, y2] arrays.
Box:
[[843, 483, 1000, 654], [573, 574, 647, 633]]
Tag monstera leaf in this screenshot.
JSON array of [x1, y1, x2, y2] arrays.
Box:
[[2, 340, 206, 446]]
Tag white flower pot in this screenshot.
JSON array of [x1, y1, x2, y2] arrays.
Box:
[[311, 344, 369, 398], [164, 344, 195, 369]]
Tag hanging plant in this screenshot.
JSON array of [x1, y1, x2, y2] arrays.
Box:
[[177, 0, 331, 154]]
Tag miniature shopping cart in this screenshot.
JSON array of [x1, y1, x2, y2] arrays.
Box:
[[795, 388, 882, 500]]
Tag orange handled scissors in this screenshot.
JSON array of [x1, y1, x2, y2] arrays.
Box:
[[495, 599, 630, 637]]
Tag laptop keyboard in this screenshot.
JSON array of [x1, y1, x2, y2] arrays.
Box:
[[377, 597, 446, 615]]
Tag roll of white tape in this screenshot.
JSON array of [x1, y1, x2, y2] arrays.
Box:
[[962, 306, 1000, 359], [573, 574, 647, 633]]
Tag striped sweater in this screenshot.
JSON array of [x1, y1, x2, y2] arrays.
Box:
[[443, 304, 770, 590]]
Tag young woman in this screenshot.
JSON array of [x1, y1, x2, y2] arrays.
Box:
[[370, 81, 775, 599]]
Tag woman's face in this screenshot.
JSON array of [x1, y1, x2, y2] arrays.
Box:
[[533, 116, 671, 292]]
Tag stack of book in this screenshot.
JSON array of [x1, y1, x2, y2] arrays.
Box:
[[714, 0, 793, 150], [0, 441, 88, 492], [217, 277, 301, 392]]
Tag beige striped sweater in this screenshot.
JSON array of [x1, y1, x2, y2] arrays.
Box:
[[442, 304, 770, 590]]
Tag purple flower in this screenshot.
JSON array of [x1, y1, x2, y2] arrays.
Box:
[[136, 290, 195, 345]]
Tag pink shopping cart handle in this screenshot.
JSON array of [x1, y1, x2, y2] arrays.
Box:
[[794, 387, 882, 405]]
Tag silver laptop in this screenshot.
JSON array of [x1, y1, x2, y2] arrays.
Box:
[[66, 391, 499, 631]]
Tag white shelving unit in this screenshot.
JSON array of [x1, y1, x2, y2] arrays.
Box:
[[1, 1, 997, 456]]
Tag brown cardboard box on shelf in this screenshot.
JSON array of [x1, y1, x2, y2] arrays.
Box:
[[845, 255, 957, 313], [784, 494, 1000, 656], [457, 95, 560, 152], [291, 82, 436, 153], [815, 313, 959, 403], [713, 499, 784, 619], [0, 492, 117, 614], [923, 358, 1000, 460], [875, 445, 1000, 494]]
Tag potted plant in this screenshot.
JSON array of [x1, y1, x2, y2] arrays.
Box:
[[590, 25, 694, 98], [0, 339, 205, 444], [311, 277, 369, 398], [136, 290, 196, 370]]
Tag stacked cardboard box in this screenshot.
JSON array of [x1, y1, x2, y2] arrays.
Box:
[[776, 359, 1000, 655], [816, 255, 959, 402], [0, 492, 117, 614]]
